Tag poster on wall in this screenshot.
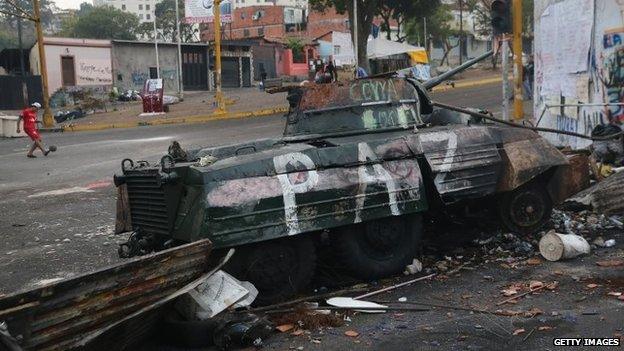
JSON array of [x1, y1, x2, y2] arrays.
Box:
[[184, 0, 231, 24], [537, 0, 594, 97], [76, 59, 113, 85]]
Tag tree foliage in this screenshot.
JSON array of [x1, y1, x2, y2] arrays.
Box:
[[60, 5, 140, 40], [464, 0, 534, 37], [378, 0, 439, 42], [309, 0, 440, 72], [0, 0, 57, 51], [137, 0, 198, 42], [406, 4, 459, 65]]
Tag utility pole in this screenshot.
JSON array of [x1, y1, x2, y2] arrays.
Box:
[[353, 0, 358, 69], [423, 17, 427, 51], [213, 0, 226, 114], [501, 38, 510, 121], [33, 0, 53, 127], [511, 0, 523, 121], [153, 16, 160, 78], [174, 0, 184, 99], [458, 0, 463, 65]]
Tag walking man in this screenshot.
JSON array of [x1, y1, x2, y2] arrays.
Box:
[[17, 102, 54, 158]]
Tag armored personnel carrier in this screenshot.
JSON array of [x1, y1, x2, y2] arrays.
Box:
[[114, 54, 578, 303]]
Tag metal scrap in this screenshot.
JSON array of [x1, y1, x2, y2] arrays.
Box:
[[0, 239, 212, 351]]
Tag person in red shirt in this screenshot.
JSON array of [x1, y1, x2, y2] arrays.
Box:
[[17, 102, 53, 158]]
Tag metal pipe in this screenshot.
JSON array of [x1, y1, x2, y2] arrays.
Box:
[[353, 0, 358, 70], [214, 0, 225, 113], [432, 101, 623, 141], [502, 39, 510, 121], [174, 0, 184, 99], [153, 14, 160, 78], [536, 102, 624, 127], [512, 0, 523, 121], [422, 50, 493, 90]]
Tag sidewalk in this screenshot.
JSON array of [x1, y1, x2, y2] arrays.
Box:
[[33, 67, 503, 133], [60, 88, 289, 132]]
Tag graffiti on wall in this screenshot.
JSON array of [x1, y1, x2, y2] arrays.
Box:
[[600, 29, 624, 121], [131, 72, 149, 87], [77, 60, 113, 85]]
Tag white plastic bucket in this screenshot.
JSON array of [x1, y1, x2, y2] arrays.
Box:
[[539, 230, 591, 261]]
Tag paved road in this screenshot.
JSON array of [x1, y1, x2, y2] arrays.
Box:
[[0, 82, 502, 293]]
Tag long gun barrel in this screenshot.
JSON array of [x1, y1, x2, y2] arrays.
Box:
[[423, 50, 493, 90]]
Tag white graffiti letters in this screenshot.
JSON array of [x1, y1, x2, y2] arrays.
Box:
[[354, 143, 400, 223], [419, 131, 458, 187], [273, 152, 319, 235]]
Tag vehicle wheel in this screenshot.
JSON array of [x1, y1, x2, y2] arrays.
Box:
[[331, 215, 422, 280], [499, 182, 552, 234], [225, 235, 316, 305]]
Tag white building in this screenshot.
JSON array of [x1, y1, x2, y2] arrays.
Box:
[[92, 0, 158, 23], [231, 0, 307, 9], [30, 37, 113, 94]]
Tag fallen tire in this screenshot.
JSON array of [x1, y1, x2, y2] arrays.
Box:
[[224, 235, 316, 305], [331, 215, 422, 280], [499, 182, 553, 234]]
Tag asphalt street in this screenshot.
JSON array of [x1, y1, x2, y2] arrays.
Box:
[[0, 82, 501, 293], [1, 83, 622, 351]]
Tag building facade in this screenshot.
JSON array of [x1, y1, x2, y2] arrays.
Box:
[[92, 0, 158, 23], [29, 37, 113, 94], [231, 0, 307, 9], [112, 40, 253, 93]]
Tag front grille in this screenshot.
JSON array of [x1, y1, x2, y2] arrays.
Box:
[[125, 170, 171, 235]]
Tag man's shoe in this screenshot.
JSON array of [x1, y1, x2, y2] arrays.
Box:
[[27, 154, 36, 158]]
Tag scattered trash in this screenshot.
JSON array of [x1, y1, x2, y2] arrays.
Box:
[[538, 325, 554, 331], [176, 270, 255, 320], [539, 230, 590, 261], [596, 259, 624, 267], [513, 328, 526, 336], [586, 283, 599, 289], [404, 258, 423, 275], [276, 324, 295, 333], [603, 239, 616, 247], [398, 297, 407, 302], [606, 292, 622, 297], [326, 297, 388, 313], [344, 330, 359, 337], [213, 313, 274, 350], [197, 155, 218, 167]]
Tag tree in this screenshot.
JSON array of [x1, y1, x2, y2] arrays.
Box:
[[464, 0, 534, 38], [378, 0, 439, 43], [0, 0, 58, 51], [137, 0, 198, 42], [406, 4, 459, 66], [310, 0, 440, 73], [60, 5, 140, 40]]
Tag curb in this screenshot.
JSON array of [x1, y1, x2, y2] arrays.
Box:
[[45, 76, 501, 133], [57, 106, 290, 133], [431, 76, 502, 93]]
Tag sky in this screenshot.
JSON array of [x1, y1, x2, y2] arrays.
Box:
[[55, 0, 84, 10]]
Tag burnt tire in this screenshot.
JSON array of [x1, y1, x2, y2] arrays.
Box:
[[224, 235, 316, 306], [331, 215, 422, 280], [499, 182, 552, 234]]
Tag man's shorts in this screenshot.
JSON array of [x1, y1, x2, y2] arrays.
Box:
[[24, 128, 40, 141]]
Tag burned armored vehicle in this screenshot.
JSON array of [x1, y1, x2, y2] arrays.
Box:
[[114, 64, 579, 304]]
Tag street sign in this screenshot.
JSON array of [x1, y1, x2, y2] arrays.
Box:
[[184, 0, 232, 24]]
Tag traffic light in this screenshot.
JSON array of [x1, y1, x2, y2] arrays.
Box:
[[491, 0, 511, 35]]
